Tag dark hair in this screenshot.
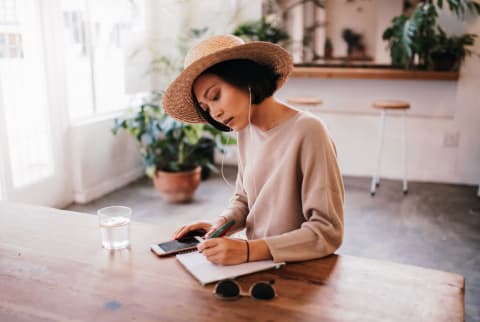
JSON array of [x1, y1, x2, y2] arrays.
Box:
[[192, 59, 281, 131]]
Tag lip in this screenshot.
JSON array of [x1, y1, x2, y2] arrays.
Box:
[[223, 117, 234, 126]]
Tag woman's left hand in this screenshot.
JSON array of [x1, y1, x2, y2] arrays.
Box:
[[197, 238, 247, 265]]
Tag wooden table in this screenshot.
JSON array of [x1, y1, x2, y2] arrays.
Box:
[[0, 202, 465, 322]]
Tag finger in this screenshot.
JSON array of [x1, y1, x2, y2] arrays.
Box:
[[205, 229, 216, 239], [202, 248, 221, 262], [197, 239, 215, 252], [197, 239, 218, 252], [174, 226, 198, 239], [173, 226, 186, 239], [205, 253, 224, 265], [174, 222, 209, 239], [202, 247, 221, 258], [205, 221, 226, 238], [173, 226, 191, 239], [173, 225, 186, 238]]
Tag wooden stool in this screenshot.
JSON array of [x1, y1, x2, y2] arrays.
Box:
[[287, 97, 323, 105], [287, 97, 322, 112], [371, 100, 410, 196]]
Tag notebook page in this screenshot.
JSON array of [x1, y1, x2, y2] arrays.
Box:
[[176, 251, 285, 285]]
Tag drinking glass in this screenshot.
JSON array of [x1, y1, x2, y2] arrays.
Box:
[[97, 206, 131, 250]]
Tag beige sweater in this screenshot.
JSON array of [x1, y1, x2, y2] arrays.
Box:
[[220, 110, 344, 263]]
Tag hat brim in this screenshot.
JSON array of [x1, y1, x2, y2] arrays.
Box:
[[162, 41, 293, 124]]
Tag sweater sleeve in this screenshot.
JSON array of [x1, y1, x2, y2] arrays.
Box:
[[264, 121, 344, 262], [219, 148, 249, 233]]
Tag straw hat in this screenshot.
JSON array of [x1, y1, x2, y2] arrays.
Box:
[[162, 35, 293, 123]]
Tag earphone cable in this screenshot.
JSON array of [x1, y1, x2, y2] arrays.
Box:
[[220, 134, 233, 188], [247, 87, 258, 232]]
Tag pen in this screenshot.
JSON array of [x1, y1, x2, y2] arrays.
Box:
[[208, 220, 236, 239]]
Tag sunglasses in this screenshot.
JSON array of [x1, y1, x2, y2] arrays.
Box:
[[213, 279, 276, 301]]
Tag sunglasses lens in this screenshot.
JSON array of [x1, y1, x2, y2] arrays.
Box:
[[251, 282, 275, 300], [215, 280, 240, 299]]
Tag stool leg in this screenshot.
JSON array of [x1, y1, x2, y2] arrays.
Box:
[[402, 109, 408, 194], [371, 110, 386, 196]]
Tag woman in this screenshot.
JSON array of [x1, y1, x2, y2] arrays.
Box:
[[162, 35, 344, 265]]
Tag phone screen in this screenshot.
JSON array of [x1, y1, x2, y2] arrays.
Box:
[[157, 236, 200, 253]]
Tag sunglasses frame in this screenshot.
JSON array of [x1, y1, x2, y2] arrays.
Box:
[[213, 279, 277, 301]]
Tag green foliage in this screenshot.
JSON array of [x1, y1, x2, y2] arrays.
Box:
[[430, 27, 477, 69], [112, 92, 235, 177], [436, 0, 480, 18], [383, 0, 479, 70], [383, 15, 411, 67], [233, 17, 289, 43], [342, 28, 364, 56]]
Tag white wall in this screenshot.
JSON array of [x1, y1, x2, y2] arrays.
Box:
[[375, 1, 403, 64], [454, 16, 480, 186], [70, 117, 144, 203], [326, 0, 378, 58]]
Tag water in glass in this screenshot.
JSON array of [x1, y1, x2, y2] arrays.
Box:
[[97, 206, 131, 250]]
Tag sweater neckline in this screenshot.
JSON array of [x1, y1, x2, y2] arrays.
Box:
[[252, 110, 302, 135]]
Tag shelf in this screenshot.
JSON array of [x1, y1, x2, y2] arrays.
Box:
[[291, 66, 459, 81]]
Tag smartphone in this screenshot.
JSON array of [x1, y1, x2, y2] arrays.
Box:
[[151, 230, 205, 256]]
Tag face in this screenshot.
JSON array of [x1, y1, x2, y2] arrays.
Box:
[[193, 73, 251, 131]]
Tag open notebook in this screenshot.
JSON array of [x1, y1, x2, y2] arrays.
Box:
[[176, 251, 285, 285]]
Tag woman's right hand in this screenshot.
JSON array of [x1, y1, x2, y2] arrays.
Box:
[[173, 216, 228, 240]]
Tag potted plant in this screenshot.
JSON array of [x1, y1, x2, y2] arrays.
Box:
[[430, 27, 477, 70], [112, 92, 235, 203], [382, 14, 412, 68], [383, 0, 479, 70], [324, 37, 333, 59], [342, 28, 366, 58], [233, 16, 289, 44]]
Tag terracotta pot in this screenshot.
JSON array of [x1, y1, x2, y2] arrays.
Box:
[[152, 166, 201, 203]]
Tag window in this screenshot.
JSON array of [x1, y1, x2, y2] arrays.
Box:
[[61, 0, 144, 121], [0, 0, 23, 58], [0, 0, 145, 204], [0, 0, 54, 187], [0, 0, 17, 24]]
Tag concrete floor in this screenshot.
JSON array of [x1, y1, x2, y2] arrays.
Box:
[[66, 166, 480, 322]]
